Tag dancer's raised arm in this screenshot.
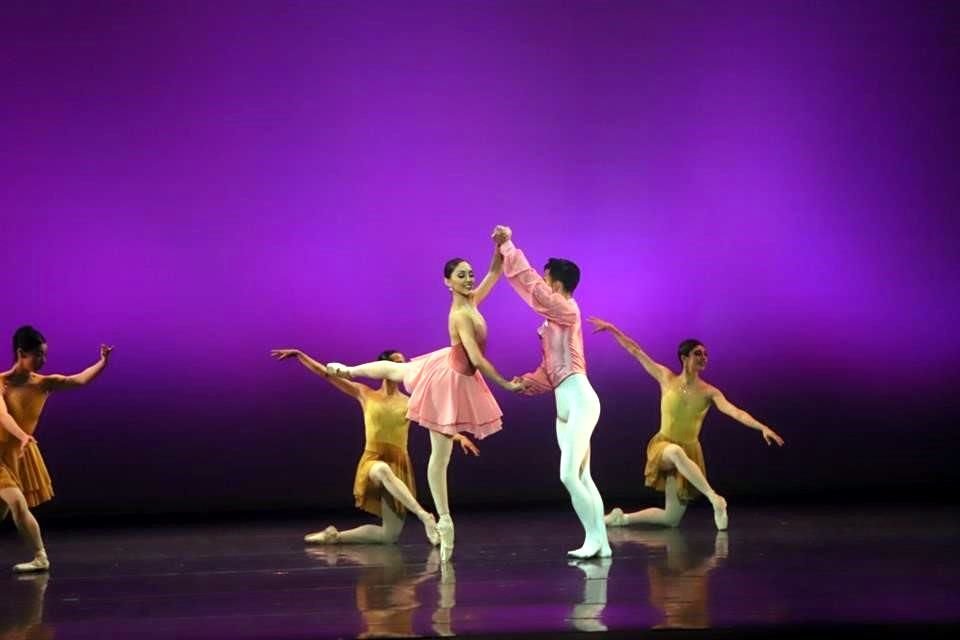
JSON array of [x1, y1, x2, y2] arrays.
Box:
[[495, 231, 578, 326], [469, 245, 503, 306], [588, 318, 671, 385], [42, 345, 113, 391], [271, 348, 367, 400]]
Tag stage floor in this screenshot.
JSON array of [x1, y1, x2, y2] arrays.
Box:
[[2, 504, 958, 639]]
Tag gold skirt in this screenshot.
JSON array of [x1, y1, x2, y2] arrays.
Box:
[[0, 441, 55, 508], [644, 433, 706, 503], [353, 441, 415, 517]]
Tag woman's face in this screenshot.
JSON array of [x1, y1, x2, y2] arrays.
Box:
[[445, 261, 475, 296]]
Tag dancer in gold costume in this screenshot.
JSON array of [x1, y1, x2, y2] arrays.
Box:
[[271, 348, 478, 545], [589, 319, 783, 530], [1, 326, 112, 572]]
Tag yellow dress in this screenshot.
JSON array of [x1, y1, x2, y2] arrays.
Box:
[[0, 375, 55, 508], [353, 391, 416, 517], [644, 386, 709, 503]]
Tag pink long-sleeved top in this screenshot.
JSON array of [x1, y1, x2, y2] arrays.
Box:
[[499, 239, 587, 395]]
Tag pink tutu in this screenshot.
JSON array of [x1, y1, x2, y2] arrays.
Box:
[[403, 346, 503, 439]]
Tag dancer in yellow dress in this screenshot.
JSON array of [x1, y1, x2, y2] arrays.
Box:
[[271, 348, 478, 545], [1, 325, 113, 572], [588, 318, 783, 530]]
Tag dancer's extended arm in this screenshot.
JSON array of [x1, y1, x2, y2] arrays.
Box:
[[587, 318, 671, 385], [43, 345, 113, 391], [709, 388, 784, 446], [452, 315, 523, 392], [271, 349, 368, 399]]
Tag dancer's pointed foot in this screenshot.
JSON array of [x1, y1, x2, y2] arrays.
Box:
[[711, 495, 728, 531], [325, 362, 353, 379], [437, 514, 455, 563], [604, 507, 627, 527], [423, 513, 440, 546], [13, 550, 49, 573], [304, 525, 340, 544]]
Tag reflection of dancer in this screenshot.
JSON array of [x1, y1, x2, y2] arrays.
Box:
[[608, 527, 727, 629], [492, 226, 608, 559], [271, 348, 478, 545], [590, 319, 784, 530], [326, 249, 523, 561], [305, 544, 434, 639], [0, 573, 53, 640], [304, 544, 455, 639], [567, 559, 612, 633], [1, 326, 112, 572]]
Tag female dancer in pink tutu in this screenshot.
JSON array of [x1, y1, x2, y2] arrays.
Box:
[[327, 247, 524, 562]]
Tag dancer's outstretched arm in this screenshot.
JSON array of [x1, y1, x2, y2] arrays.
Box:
[[493, 229, 578, 326], [470, 245, 503, 306], [587, 318, 671, 385], [271, 349, 368, 399], [0, 395, 34, 455], [452, 315, 523, 392], [709, 388, 784, 446], [42, 345, 113, 391]]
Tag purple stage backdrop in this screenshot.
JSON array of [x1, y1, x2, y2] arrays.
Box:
[[2, 1, 958, 516]]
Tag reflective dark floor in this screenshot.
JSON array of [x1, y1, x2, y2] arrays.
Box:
[[2, 505, 958, 639]]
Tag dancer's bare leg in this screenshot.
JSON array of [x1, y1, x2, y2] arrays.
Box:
[[367, 461, 438, 545], [306, 496, 405, 545], [606, 445, 726, 529], [326, 360, 407, 383], [428, 431, 455, 562], [660, 444, 727, 530], [0, 488, 48, 572], [605, 475, 688, 527]]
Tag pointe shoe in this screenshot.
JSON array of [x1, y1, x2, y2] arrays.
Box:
[[437, 515, 454, 563], [325, 362, 352, 378], [423, 514, 440, 546], [604, 507, 627, 527], [304, 525, 340, 544], [712, 497, 728, 531], [13, 550, 49, 573]]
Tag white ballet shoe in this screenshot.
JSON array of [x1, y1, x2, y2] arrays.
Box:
[[567, 541, 602, 559], [423, 513, 440, 546], [13, 550, 49, 573], [712, 496, 728, 531], [437, 515, 454, 563], [304, 525, 340, 544], [325, 362, 352, 379], [604, 507, 627, 527]]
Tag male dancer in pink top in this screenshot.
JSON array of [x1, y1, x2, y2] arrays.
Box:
[[492, 225, 610, 559]]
